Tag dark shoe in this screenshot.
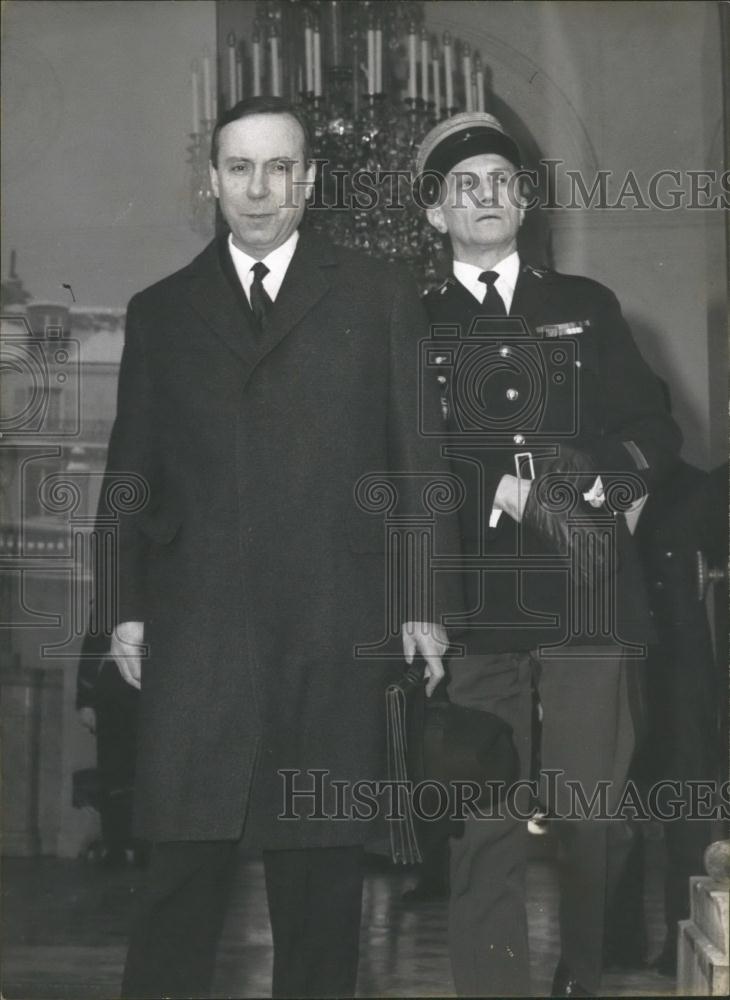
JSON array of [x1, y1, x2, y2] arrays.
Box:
[[132, 843, 151, 869], [603, 949, 647, 972], [100, 847, 131, 869], [603, 938, 647, 971], [551, 960, 594, 996], [653, 942, 677, 978], [603, 948, 646, 972], [401, 883, 448, 904]]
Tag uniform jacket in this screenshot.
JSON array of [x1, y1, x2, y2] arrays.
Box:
[[423, 263, 682, 653], [103, 232, 462, 845]]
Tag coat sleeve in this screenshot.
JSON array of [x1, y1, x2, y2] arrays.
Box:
[[582, 287, 683, 495], [385, 272, 465, 625], [97, 295, 156, 626]]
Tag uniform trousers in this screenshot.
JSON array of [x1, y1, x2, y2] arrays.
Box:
[[447, 649, 636, 997], [121, 841, 364, 999]]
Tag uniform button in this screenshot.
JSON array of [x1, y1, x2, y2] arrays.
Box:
[[655, 580, 664, 590], [437, 375, 447, 384], [513, 434, 525, 445], [506, 388, 519, 401], [435, 355, 447, 365], [575, 360, 582, 368], [499, 346, 511, 357], [664, 550, 673, 558]]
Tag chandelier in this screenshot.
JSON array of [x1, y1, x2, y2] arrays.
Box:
[[188, 0, 492, 286]]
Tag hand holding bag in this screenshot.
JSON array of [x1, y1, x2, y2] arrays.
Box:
[[386, 664, 520, 864]]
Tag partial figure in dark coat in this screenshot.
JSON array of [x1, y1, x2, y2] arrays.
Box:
[[105, 97, 462, 1000], [414, 112, 682, 997], [76, 626, 140, 867], [604, 459, 728, 975]]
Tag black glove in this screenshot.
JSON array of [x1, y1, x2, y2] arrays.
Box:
[[522, 447, 610, 586]]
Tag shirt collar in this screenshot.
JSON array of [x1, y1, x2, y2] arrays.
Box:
[[453, 250, 520, 311], [227, 230, 300, 303]]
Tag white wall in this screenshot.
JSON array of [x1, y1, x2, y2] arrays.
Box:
[[2, 0, 216, 308]]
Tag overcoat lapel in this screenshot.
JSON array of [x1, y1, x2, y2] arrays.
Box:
[[183, 231, 336, 369], [255, 230, 336, 362], [185, 239, 258, 365]]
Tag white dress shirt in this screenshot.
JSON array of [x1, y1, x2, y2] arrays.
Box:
[[453, 250, 520, 313], [228, 230, 299, 305]]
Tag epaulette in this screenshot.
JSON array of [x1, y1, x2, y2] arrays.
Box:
[[421, 278, 449, 299], [438, 276, 456, 295], [523, 264, 553, 279], [421, 277, 456, 299]]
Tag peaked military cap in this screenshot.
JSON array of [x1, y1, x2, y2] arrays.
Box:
[[415, 112, 522, 191]]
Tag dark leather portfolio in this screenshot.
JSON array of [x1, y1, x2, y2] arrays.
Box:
[[385, 664, 520, 864]]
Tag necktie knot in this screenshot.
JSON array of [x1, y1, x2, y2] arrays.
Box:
[[251, 261, 269, 283], [477, 269, 506, 315]]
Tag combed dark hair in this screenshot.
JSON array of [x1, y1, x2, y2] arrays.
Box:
[[210, 96, 314, 168]]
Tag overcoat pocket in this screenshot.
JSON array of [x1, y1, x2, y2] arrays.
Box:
[[136, 507, 183, 545]]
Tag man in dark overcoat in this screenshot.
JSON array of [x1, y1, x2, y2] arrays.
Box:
[[106, 97, 460, 1000], [414, 112, 682, 997]]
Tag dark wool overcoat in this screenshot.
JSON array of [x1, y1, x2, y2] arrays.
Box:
[[105, 232, 462, 846]]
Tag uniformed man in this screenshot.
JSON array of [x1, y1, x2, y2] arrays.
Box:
[[414, 113, 682, 997]]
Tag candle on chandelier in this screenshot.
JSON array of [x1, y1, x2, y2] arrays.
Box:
[[367, 17, 375, 94], [420, 28, 429, 102], [269, 26, 281, 96], [252, 23, 262, 97], [431, 39, 441, 118], [304, 13, 314, 93], [443, 32, 453, 110], [475, 52, 485, 112], [191, 59, 200, 133], [374, 20, 383, 93], [407, 23, 417, 100], [462, 42, 473, 112], [202, 48, 213, 120], [227, 33, 236, 108], [313, 23, 322, 96], [330, 0, 342, 66], [236, 52, 243, 103], [352, 38, 359, 114]]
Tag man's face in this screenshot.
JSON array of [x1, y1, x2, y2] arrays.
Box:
[[426, 153, 524, 263], [210, 113, 315, 258]]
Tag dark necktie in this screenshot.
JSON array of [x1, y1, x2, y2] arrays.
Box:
[[478, 270, 507, 315], [249, 261, 273, 330]]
